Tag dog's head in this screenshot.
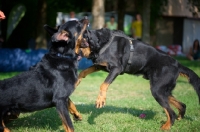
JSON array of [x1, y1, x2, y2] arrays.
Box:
[[44, 17, 89, 54], [78, 29, 101, 58]]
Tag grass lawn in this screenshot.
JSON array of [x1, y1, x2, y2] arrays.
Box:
[[0, 57, 200, 132]]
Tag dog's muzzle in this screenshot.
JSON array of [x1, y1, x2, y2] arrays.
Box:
[[52, 32, 69, 42]]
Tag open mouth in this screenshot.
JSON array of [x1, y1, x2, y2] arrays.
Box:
[[77, 55, 82, 61], [56, 32, 69, 41], [80, 38, 89, 48]]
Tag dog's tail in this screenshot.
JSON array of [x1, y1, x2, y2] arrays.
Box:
[[178, 63, 200, 103]]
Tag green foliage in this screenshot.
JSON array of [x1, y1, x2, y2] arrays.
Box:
[[7, 4, 26, 40], [1, 57, 200, 131]]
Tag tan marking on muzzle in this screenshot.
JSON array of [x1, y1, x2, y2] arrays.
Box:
[[56, 30, 69, 41], [80, 47, 91, 58]]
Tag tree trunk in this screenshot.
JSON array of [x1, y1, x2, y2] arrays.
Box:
[[35, 0, 47, 49], [142, 0, 151, 44], [117, 0, 125, 31], [92, 0, 105, 29]]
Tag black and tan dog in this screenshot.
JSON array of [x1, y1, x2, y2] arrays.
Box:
[[65, 28, 200, 130], [0, 18, 89, 132]]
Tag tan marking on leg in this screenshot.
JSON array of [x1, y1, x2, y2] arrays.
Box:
[[62, 122, 74, 132], [68, 98, 82, 120], [179, 73, 190, 81], [2, 121, 10, 132], [2, 121, 5, 127], [75, 66, 100, 87], [3, 128, 10, 132], [58, 112, 74, 132], [161, 108, 171, 130], [168, 96, 183, 120], [96, 83, 110, 108]]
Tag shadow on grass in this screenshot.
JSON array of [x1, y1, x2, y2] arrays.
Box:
[[6, 108, 61, 131], [6, 104, 156, 131], [6, 103, 195, 131], [75, 104, 157, 124]]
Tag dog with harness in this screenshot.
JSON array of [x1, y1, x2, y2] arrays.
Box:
[[66, 27, 200, 130]]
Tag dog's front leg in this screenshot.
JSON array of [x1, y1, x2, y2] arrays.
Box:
[[55, 99, 74, 132], [75, 65, 100, 87], [96, 67, 121, 108], [68, 98, 82, 121]]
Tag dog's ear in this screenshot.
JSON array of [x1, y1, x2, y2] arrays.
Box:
[[75, 16, 89, 54], [79, 16, 89, 27], [43, 24, 58, 36]]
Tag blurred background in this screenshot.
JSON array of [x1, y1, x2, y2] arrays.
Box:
[[0, 0, 200, 71]]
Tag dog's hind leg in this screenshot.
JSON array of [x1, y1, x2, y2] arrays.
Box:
[[55, 99, 74, 132], [151, 89, 176, 130], [68, 98, 82, 121], [150, 71, 179, 130], [168, 95, 186, 120]]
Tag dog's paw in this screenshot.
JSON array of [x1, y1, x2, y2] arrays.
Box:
[[160, 122, 171, 130], [95, 95, 106, 108], [73, 113, 82, 121]]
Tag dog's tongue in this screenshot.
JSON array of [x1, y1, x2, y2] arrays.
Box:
[[77, 55, 82, 61]]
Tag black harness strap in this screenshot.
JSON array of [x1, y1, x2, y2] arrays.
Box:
[[125, 40, 134, 71], [87, 31, 135, 71], [99, 33, 134, 55]]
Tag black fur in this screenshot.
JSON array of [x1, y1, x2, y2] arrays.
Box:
[[77, 28, 200, 130], [0, 18, 89, 132]]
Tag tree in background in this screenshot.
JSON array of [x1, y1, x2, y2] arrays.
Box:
[[117, 0, 126, 31], [92, 0, 105, 29], [142, 0, 151, 43], [35, 0, 47, 49], [105, 0, 167, 44], [0, 0, 171, 48]]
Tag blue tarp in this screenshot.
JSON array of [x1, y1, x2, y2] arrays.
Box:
[[0, 48, 93, 72]]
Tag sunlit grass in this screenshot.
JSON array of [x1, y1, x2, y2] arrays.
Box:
[[0, 57, 200, 132]]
